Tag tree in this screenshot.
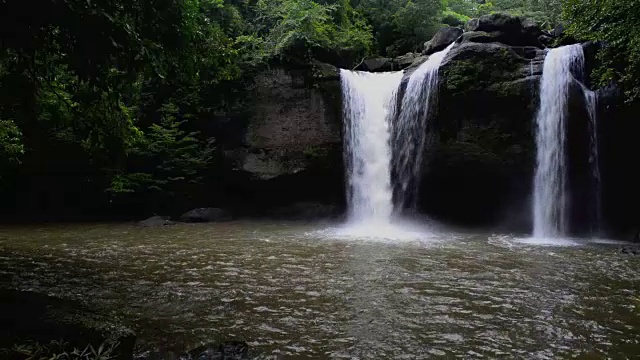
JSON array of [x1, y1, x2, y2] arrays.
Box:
[[563, 0, 640, 102]]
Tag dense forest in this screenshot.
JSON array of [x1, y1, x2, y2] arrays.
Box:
[[0, 0, 638, 219]]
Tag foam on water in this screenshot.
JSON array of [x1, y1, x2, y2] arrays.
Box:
[[312, 219, 440, 243]]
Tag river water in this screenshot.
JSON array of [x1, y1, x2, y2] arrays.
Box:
[[0, 222, 639, 358]]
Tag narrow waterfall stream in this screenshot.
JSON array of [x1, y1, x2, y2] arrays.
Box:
[[392, 43, 455, 211], [583, 88, 602, 234], [341, 70, 403, 224], [533, 44, 602, 238]]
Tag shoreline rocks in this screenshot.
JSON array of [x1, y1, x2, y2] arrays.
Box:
[[179, 208, 232, 223]]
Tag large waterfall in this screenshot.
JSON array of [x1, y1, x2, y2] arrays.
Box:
[[533, 44, 601, 238], [392, 43, 455, 211], [341, 70, 404, 224]]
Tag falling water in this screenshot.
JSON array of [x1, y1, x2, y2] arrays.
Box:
[[584, 88, 602, 234], [392, 43, 455, 211], [533, 44, 584, 238], [341, 70, 404, 224]]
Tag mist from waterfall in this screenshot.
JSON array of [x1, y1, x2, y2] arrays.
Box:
[[341, 70, 404, 224], [533, 44, 586, 238], [392, 43, 455, 211]]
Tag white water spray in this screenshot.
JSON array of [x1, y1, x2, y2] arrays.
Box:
[[533, 44, 583, 238], [392, 43, 455, 211], [341, 70, 404, 224]]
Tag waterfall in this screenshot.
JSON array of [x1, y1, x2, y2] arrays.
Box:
[[392, 42, 455, 211], [341, 70, 404, 224], [532, 44, 584, 238], [584, 88, 602, 235]]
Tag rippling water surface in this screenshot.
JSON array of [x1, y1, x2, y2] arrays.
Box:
[[0, 221, 639, 358]]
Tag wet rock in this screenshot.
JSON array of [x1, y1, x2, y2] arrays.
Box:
[[416, 41, 543, 226], [538, 34, 554, 47], [423, 27, 463, 55], [621, 246, 638, 255], [395, 52, 420, 70], [311, 60, 339, 80], [362, 57, 394, 72], [179, 208, 232, 223], [553, 23, 565, 38], [184, 342, 249, 360], [138, 216, 175, 227]]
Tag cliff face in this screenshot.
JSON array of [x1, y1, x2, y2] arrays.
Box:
[[217, 62, 345, 213], [217, 14, 635, 237], [402, 16, 604, 232]]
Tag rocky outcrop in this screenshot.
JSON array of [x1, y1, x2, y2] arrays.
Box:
[[464, 13, 544, 48], [384, 12, 610, 230], [411, 40, 545, 226], [180, 208, 231, 222], [355, 53, 421, 72], [214, 61, 345, 212], [423, 27, 463, 55]]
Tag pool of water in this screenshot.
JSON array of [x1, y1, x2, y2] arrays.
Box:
[[0, 221, 639, 358]]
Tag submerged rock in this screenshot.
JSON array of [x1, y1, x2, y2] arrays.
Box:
[[179, 208, 231, 223], [136, 342, 249, 360], [621, 246, 638, 255], [138, 216, 175, 227]]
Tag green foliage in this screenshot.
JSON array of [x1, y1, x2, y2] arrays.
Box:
[[441, 0, 562, 29], [442, 9, 471, 27], [251, 0, 372, 61], [355, 0, 443, 55], [563, 0, 640, 102], [108, 103, 213, 196], [0, 119, 24, 164], [8, 339, 118, 360]]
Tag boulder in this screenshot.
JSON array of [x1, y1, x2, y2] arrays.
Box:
[[466, 13, 523, 33], [553, 23, 565, 38], [538, 34, 554, 47], [138, 216, 175, 227], [362, 57, 394, 72], [179, 208, 231, 223], [463, 13, 543, 48], [311, 60, 340, 80], [423, 27, 463, 55], [394, 52, 420, 69]]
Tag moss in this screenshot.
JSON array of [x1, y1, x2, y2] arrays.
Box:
[[443, 47, 523, 96]]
